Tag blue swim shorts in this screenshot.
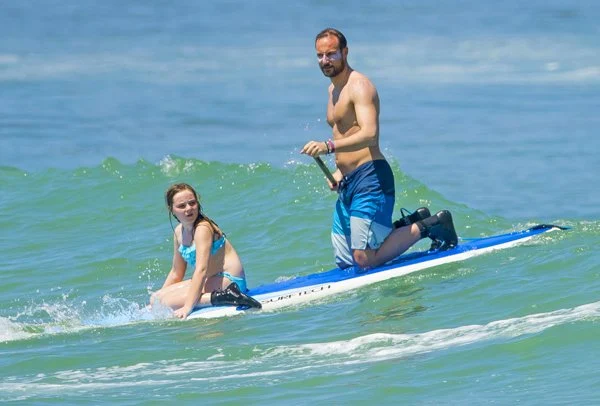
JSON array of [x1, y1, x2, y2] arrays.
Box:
[[217, 271, 248, 293], [331, 159, 395, 269]]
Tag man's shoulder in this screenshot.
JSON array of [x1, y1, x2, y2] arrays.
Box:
[[348, 71, 378, 99], [349, 70, 373, 82], [349, 70, 376, 89]]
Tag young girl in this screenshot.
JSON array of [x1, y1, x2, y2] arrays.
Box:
[[151, 183, 261, 319]]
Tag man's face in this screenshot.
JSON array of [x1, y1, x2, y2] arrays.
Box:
[[316, 36, 346, 78]]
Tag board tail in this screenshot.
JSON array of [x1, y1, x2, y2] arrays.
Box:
[[530, 224, 569, 231]]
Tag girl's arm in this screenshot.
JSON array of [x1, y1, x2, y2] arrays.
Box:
[[161, 230, 187, 289], [173, 224, 213, 319]]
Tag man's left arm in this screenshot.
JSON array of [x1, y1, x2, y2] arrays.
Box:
[[301, 78, 379, 157], [331, 78, 379, 152]]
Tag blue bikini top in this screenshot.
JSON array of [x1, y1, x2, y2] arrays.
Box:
[[178, 235, 226, 266]]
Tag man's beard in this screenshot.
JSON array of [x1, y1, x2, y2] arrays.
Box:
[[320, 60, 345, 78]]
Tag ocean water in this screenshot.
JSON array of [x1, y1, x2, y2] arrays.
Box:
[[1, 1, 599, 404]]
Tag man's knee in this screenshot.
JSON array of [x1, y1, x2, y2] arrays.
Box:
[[352, 249, 372, 269]]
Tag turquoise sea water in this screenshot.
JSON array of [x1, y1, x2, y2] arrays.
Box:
[[1, 1, 599, 404]]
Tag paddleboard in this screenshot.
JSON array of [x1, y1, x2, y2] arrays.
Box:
[[187, 224, 566, 320]]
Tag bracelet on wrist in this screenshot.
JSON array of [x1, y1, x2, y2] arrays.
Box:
[[326, 139, 335, 154]]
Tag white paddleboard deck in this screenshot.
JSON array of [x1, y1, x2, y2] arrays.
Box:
[[188, 224, 565, 320]]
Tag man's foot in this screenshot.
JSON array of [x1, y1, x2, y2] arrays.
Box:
[[427, 210, 458, 250], [416, 210, 458, 250], [211, 283, 262, 309], [393, 207, 431, 229]]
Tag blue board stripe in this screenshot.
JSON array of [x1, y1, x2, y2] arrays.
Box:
[[247, 225, 564, 296]]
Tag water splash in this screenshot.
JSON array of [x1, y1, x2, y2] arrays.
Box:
[[0, 317, 33, 342], [1, 295, 172, 343]]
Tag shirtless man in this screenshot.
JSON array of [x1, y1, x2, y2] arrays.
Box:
[[301, 28, 457, 270]]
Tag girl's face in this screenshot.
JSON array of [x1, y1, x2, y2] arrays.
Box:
[[171, 190, 199, 224]]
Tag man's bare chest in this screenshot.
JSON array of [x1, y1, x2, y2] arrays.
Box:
[[329, 89, 355, 124]]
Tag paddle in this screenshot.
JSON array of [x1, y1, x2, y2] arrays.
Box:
[[313, 156, 337, 187]]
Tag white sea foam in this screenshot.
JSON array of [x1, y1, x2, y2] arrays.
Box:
[[2, 300, 597, 400], [0, 317, 32, 342], [0, 54, 19, 64], [356, 37, 600, 84], [0, 38, 598, 85], [284, 301, 600, 362]]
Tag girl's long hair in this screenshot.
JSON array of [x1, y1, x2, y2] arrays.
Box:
[[165, 183, 222, 243]]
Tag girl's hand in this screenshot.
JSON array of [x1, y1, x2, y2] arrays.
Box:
[[174, 305, 192, 320]]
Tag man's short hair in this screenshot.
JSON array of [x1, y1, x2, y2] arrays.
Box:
[[315, 28, 347, 49]]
